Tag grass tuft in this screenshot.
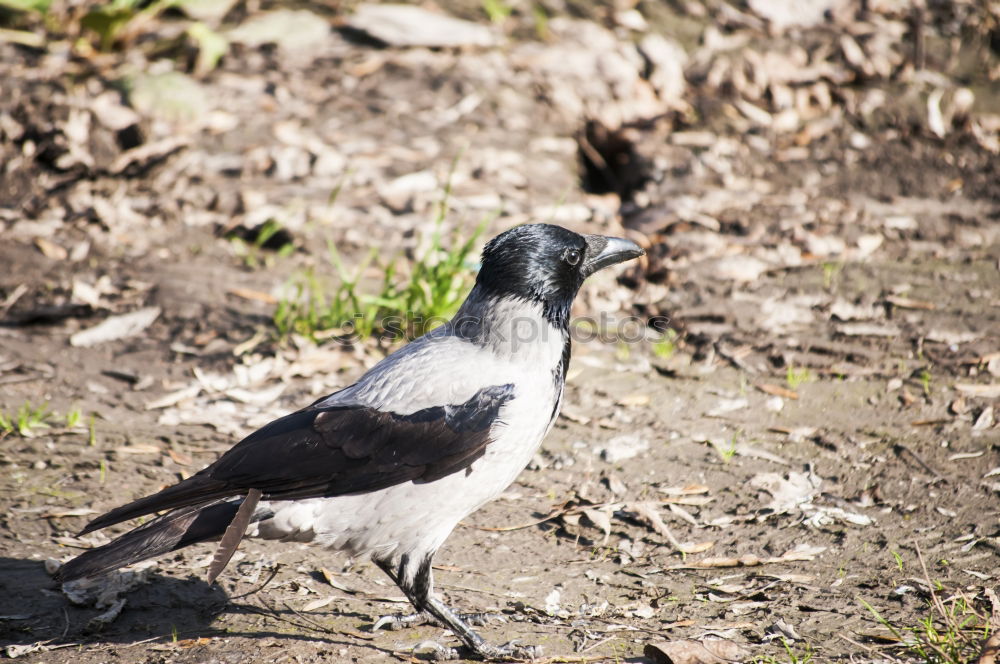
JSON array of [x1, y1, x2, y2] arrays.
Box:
[[274, 183, 489, 344], [275, 220, 485, 343], [785, 365, 814, 390], [652, 329, 678, 359], [860, 544, 996, 664], [860, 593, 993, 663], [755, 638, 814, 664], [0, 401, 54, 438], [229, 219, 295, 269]]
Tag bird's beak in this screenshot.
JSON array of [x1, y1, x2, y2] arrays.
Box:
[[582, 235, 644, 278]]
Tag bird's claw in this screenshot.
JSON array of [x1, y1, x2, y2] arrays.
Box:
[[373, 612, 427, 632], [413, 640, 460, 661]]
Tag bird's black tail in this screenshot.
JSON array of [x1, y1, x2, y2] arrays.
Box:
[[55, 500, 248, 583]]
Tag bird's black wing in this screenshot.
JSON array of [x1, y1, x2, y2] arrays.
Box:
[[81, 383, 515, 534]]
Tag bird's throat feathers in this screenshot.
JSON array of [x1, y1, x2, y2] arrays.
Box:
[[453, 285, 570, 362]]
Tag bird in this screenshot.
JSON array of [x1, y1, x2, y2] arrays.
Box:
[[55, 223, 644, 660]]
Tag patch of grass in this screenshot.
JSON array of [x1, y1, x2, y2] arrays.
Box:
[[652, 329, 678, 359], [274, 216, 488, 344], [481, 0, 512, 23], [274, 243, 376, 340], [276, 153, 490, 343], [64, 407, 83, 429], [860, 593, 993, 664], [1, 0, 228, 73], [0, 401, 54, 438], [785, 365, 814, 390], [755, 638, 814, 664], [230, 219, 295, 269], [531, 4, 549, 39], [721, 437, 738, 460], [712, 431, 739, 462], [608, 640, 627, 664], [919, 368, 933, 396], [0, 0, 49, 13], [821, 261, 842, 289], [892, 550, 905, 572]]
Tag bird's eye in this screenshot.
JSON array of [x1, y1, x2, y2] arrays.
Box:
[[564, 249, 581, 266]]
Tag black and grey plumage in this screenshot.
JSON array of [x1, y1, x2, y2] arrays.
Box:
[[56, 223, 644, 660]]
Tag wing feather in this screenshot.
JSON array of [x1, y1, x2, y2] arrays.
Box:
[[80, 383, 515, 535]]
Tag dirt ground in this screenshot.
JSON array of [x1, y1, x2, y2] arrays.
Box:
[[2, 1, 999, 663]]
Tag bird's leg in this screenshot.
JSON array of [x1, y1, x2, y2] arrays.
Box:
[[373, 554, 540, 661], [371, 555, 435, 631], [372, 556, 501, 632]]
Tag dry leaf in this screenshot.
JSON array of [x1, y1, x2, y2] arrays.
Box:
[[973, 406, 995, 431], [752, 470, 819, 513], [837, 322, 901, 337], [618, 392, 651, 407], [228, 287, 278, 304], [659, 484, 710, 496], [581, 507, 613, 544], [676, 555, 763, 569], [734, 444, 789, 465], [669, 543, 825, 570], [41, 508, 98, 518], [956, 384, 1000, 399], [755, 383, 799, 400], [885, 295, 935, 310], [978, 632, 1000, 664], [70, 307, 162, 348], [34, 237, 68, 260], [778, 543, 826, 561], [145, 385, 202, 410], [630, 501, 714, 554], [644, 638, 750, 664], [5, 643, 52, 658], [167, 449, 193, 466], [116, 443, 162, 454], [301, 596, 334, 612], [899, 388, 917, 407]]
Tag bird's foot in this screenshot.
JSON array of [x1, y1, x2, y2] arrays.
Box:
[[374, 611, 427, 632], [470, 639, 542, 662], [412, 640, 460, 661], [412, 638, 540, 662], [374, 611, 506, 632], [457, 611, 507, 627]]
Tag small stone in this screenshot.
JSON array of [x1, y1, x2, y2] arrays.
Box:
[[597, 434, 649, 463], [227, 9, 330, 52], [345, 4, 498, 48]]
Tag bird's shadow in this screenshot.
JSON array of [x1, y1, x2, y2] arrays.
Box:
[[0, 557, 396, 657]]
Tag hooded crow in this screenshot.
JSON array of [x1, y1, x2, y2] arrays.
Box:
[[56, 223, 644, 660]]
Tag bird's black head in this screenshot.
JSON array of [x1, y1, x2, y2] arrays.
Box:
[[475, 224, 644, 326]]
